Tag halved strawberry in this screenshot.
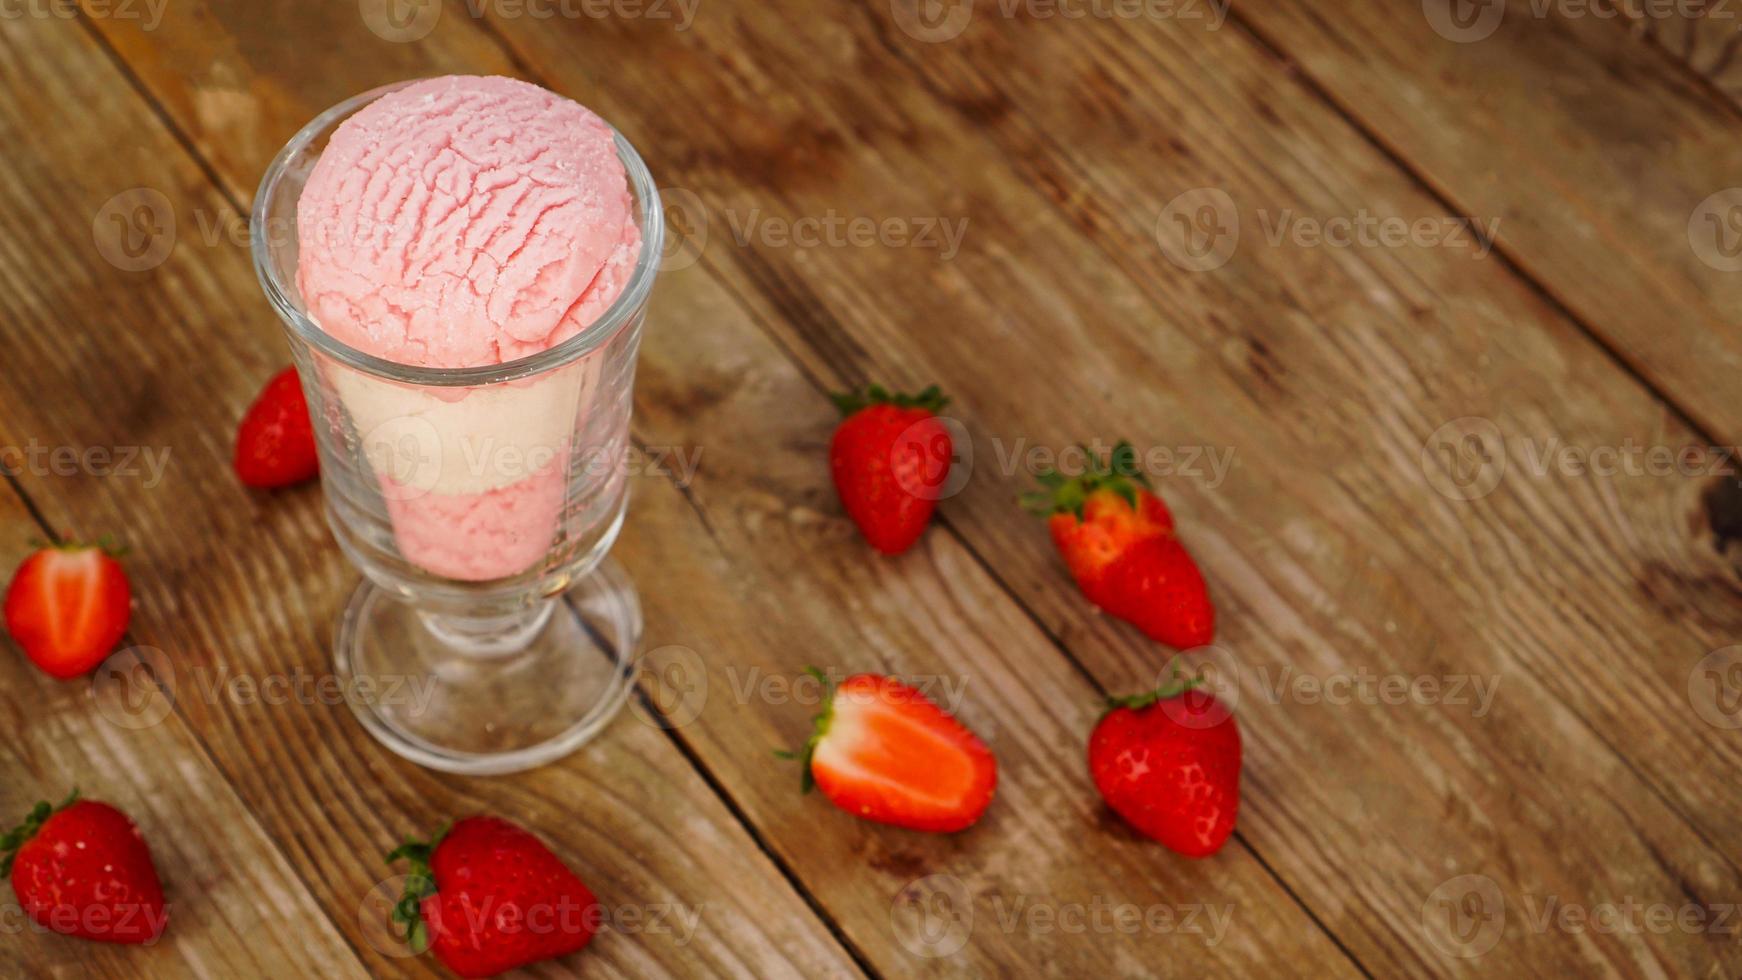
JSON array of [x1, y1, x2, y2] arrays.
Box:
[[783, 670, 996, 833], [4, 541, 132, 679]]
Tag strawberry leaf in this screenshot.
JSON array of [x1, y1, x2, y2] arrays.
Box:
[[774, 666, 837, 794], [0, 788, 78, 879], [1104, 671, 1206, 713], [829, 384, 950, 418], [1028, 440, 1154, 521], [384, 822, 450, 956]]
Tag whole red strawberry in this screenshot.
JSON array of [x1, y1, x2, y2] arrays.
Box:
[[2, 792, 168, 943], [234, 365, 318, 489], [783, 669, 996, 832], [1027, 442, 1214, 648], [4, 540, 132, 679], [829, 384, 953, 555], [1088, 681, 1241, 857], [387, 816, 599, 978]]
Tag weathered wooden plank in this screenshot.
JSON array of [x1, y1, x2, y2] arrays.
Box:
[[622, 272, 1359, 978], [71, 3, 1367, 977], [67, 3, 1365, 974], [67, 0, 1742, 977], [0, 493, 370, 979], [0, 13, 861, 979], [1229, 0, 1742, 444], [1614, 1, 1742, 108], [467, 4, 1742, 977]]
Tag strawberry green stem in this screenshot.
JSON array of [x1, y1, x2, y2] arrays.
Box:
[[1103, 672, 1205, 713], [773, 666, 835, 794], [0, 788, 79, 878], [25, 536, 128, 558], [384, 822, 450, 955], [1023, 440, 1150, 520], [829, 384, 950, 418]]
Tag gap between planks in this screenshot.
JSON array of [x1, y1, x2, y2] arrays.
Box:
[[1613, 5, 1742, 130], [1211, 4, 1742, 885], [690, 246, 1383, 980], [1221, 3, 1731, 450], [0, 457, 379, 974], [76, 2, 1734, 975], [62, 8, 884, 977]]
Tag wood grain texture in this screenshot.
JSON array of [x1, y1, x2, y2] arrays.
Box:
[[0, 13, 859, 979], [1230, 0, 1742, 445], [74, 2, 1362, 975], [0, 494, 370, 979], [13, 0, 1740, 977], [471, 3, 1742, 976], [1614, 0, 1742, 106], [622, 270, 1359, 978]]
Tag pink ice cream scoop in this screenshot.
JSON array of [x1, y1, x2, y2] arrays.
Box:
[[296, 76, 641, 580]]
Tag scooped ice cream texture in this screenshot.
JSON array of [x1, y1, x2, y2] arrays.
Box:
[[296, 75, 641, 580]]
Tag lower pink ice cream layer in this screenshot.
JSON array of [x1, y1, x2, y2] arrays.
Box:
[[383, 463, 566, 581]]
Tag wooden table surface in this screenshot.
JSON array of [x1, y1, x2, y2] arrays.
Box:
[[2, 1, 1740, 976]]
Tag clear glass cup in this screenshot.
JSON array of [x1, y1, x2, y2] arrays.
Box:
[[250, 82, 663, 775]]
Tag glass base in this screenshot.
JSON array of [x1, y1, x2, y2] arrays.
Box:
[[334, 557, 640, 775]]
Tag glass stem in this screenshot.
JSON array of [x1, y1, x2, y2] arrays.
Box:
[[417, 598, 556, 658]]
